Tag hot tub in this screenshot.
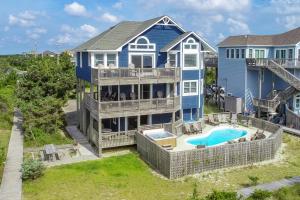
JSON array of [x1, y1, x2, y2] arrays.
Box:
[[143, 129, 177, 148]]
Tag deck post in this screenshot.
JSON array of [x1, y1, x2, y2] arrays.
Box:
[[98, 66, 102, 157], [76, 78, 80, 127]]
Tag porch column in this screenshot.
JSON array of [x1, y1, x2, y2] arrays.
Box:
[[97, 68, 102, 157]]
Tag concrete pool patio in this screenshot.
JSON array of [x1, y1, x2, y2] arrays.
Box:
[[174, 124, 273, 151]]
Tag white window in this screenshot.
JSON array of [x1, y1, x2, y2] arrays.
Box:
[[249, 49, 253, 58], [184, 54, 197, 67], [95, 54, 104, 67], [184, 38, 198, 50], [168, 53, 177, 67], [226, 49, 230, 58], [129, 36, 156, 51], [107, 54, 116, 66], [255, 49, 265, 58], [183, 81, 198, 96]]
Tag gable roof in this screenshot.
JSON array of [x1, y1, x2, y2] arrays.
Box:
[[218, 27, 300, 47], [73, 16, 184, 51], [160, 31, 216, 53]]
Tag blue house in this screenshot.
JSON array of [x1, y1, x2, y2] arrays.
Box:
[[73, 16, 215, 155], [218, 27, 300, 119]]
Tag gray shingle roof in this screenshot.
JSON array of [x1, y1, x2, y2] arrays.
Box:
[[160, 32, 192, 52], [218, 27, 300, 47], [73, 16, 164, 51]]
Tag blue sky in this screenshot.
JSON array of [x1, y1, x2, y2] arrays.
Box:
[[0, 0, 299, 54]]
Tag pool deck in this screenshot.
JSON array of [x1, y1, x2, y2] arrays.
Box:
[[173, 124, 272, 151]]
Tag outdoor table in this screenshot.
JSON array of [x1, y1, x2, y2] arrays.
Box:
[[44, 144, 57, 161]]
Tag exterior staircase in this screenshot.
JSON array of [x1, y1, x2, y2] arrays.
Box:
[[248, 58, 300, 113], [253, 86, 296, 113]]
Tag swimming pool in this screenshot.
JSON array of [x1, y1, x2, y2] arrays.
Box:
[[186, 127, 247, 147]]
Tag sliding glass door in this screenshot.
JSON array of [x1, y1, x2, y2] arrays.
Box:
[[130, 54, 154, 68]]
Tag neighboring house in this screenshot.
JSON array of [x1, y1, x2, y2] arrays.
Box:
[[73, 15, 215, 155], [218, 27, 300, 117], [42, 50, 57, 57]]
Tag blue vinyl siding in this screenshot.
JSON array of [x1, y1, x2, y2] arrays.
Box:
[[182, 96, 198, 109]]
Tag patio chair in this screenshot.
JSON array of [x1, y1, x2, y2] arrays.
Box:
[[191, 123, 202, 134], [231, 113, 238, 126], [207, 114, 219, 126], [120, 93, 126, 101], [130, 92, 136, 100], [183, 124, 192, 135], [218, 114, 227, 124]]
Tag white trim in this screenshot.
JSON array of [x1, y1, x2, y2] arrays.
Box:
[[128, 52, 156, 68], [182, 80, 198, 96], [87, 50, 120, 52], [293, 93, 300, 115], [88, 52, 91, 66], [200, 78, 203, 94], [91, 52, 95, 68], [128, 36, 156, 51], [80, 52, 82, 68], [119, 16, 186, 50], [162, 31, 216, 53]]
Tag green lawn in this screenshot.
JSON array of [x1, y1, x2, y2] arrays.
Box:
[[0, 85, 15, 183], [23, 134, 300, 200]]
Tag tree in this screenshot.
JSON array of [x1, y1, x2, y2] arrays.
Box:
[[248, 176, 260, 186]]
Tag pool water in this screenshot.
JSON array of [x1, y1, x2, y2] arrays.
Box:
[[186, 128, 247, 147]]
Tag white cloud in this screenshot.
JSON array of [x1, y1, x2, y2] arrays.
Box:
[[113, 2, 123, 9], [167, 0, 250, 12], [210, 14, 224, 22], [50, 24, 98, 45], [227, 18, 250, 34], [80, 24, 98, 37], [218, 33, 225, 41], [26, 27, 47, 39], [271, 0, 300, 29], [64, 2, 88, 17], [8, 10, 46, 27], [100, 12, 119, 23]]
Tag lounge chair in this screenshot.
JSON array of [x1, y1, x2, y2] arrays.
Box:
[[218, 114, 227, 123], [231, 113, 238, 126], [191, 123, 202, 134], [120, 93, 126, 101], [207, 114, 219, 126], [238, 137, 246, 142], [183, 124, 192, 135]]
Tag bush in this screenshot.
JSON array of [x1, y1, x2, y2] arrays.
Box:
[[246, 189, 272, 200], [21, 159, 45, 180], [0, 146, 5, 164], [248, 175, 260, 186], [203, 190, 241, 200], [188, 183, 200, 200]]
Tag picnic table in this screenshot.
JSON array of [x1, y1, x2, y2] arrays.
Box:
[[44, 144, 58, 161]]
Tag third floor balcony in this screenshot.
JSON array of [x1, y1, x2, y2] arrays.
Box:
[[91, 67, 181, 85]]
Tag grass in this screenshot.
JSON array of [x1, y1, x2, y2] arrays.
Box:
[[204, 102, 220, 114], [23, 134, 300, 200], [0, 85, 15, 183], [270, 184, 300, 200]]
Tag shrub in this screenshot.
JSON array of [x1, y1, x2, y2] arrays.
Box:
[[248, 175, 260, 186], [21, 159, 45, 180], [188, 183, 200, 200], [246, 189, 272, 200], [0, 146, 5, 163], [203, 190, 241, 200]]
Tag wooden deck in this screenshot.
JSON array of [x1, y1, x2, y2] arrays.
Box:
[[84, 93, 180, 118], [91, 67, 181, 85]]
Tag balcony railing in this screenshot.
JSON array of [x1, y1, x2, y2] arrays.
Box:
[[204, 57, 218, 67], [246, 58, 300, 68], [252, 98, 280, 112], [102, 130, 136, 148], [84, 93, 180, 117], [91, 67, 180, 85]]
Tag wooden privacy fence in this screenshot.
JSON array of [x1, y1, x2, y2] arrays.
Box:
[[137, 113, 282, 179]]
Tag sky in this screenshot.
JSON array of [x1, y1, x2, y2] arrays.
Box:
[[0, 0, 299, 55]]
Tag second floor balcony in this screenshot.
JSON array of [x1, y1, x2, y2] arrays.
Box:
[[91, 67, 181, 85], [246, 58, 300, 69], [84, 93, 180, 118]]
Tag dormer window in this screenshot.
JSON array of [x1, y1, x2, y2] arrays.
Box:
[[129, 36, 156, 51]]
